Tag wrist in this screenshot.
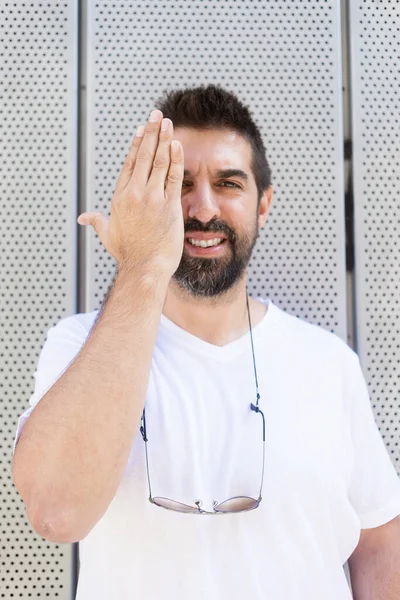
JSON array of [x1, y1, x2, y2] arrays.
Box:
[[116, 263, 171, 296]]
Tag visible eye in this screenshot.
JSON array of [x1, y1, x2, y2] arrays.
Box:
[[219, 181, 241, 189], [182, 181, 192, 187]]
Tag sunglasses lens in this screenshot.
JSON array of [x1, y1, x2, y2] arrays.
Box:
[[215, 497, 259, 513], [152, 497, 200, 513]]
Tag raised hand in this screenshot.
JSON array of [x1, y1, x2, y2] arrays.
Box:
[[77, 109, 185, 280]]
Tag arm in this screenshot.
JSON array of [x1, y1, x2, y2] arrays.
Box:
[[11, 111, 184, 543], [348, 515, 400, 600], [12, 272, 168, 544]]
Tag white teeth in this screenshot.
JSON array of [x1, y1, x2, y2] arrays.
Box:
[[188, 238, 223, 248]]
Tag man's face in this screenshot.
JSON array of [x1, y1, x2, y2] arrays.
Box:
[[172, 127, 271, 297]]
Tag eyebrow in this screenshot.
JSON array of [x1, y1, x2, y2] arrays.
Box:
[[183, 168, 249, 182]]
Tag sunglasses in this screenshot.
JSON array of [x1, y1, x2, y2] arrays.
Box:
[[139, 292, 265, 515]]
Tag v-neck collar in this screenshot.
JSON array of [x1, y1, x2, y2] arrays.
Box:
[[158, 297, 277, 362]]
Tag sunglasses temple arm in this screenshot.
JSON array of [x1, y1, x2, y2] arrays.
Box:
[[251, 404, 266, 501], [250, 404, 266, 442], [140, 409, 153, 500], [258, 440, 266, 501]]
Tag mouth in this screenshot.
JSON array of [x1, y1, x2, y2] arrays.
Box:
[[184, 233, 228, 256]]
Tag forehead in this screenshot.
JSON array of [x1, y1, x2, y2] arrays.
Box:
[[173, 127, 253, 174]]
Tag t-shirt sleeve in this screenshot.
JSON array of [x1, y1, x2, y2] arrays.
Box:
[[347, 351, 400, 529], [12, 315, 90, 455]]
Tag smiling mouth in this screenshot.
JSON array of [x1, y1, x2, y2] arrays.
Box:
[[186, 237, 226, 248]]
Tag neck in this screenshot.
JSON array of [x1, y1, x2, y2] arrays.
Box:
[[162, 276, 267, 346]]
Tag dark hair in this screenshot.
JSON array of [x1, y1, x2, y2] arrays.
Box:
[[155, 84, 271, 204]]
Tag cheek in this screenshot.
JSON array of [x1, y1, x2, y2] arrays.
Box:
[[221, 203, 258, 230], [218, 195, 251, 220]]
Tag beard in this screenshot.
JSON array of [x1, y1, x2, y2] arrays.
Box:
[[173, 216, 259, 298]]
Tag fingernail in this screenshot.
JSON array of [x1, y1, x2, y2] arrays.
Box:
[[136, 125, 145, 137], [161, 118, 170, 131], [149, 109, 162, 122]]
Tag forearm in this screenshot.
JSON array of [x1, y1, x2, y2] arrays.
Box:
[[12, 269, 168, 543], [350, 548, 400, 600]]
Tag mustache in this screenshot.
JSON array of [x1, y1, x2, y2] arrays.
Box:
[[184, 218, 237, 243]]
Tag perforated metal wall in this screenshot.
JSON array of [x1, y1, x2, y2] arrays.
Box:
[[85, 0, 347, 341], [7, 1, 400, 598], [1, 1, 77, 598], [350, 1, 400, 469]]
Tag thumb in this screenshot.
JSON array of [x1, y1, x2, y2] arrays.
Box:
[[77, 211, 119, 262], [77, 212, 108, 238]]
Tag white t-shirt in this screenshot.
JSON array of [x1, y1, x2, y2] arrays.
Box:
[[13, 298, 400, 600]]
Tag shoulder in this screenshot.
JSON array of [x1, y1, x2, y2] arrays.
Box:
[[268, 300, 359, 367]]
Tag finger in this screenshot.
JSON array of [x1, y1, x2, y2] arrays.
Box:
[[165, 141, 184, 203], [114, 125, 146, 193], [130, 109, 163, 192], [146, 118, 173, 190], [77, 210, 107, 228]]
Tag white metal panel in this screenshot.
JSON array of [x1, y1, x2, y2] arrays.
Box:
[[85, 0, 347, 340], [1, 1, 78, 598], [350, 0, 400, 470]]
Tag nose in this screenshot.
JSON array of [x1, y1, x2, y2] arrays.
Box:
[[185, 184, 221, 223]]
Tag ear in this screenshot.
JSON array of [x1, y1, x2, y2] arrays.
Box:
[[258, 186, 273, 229]]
